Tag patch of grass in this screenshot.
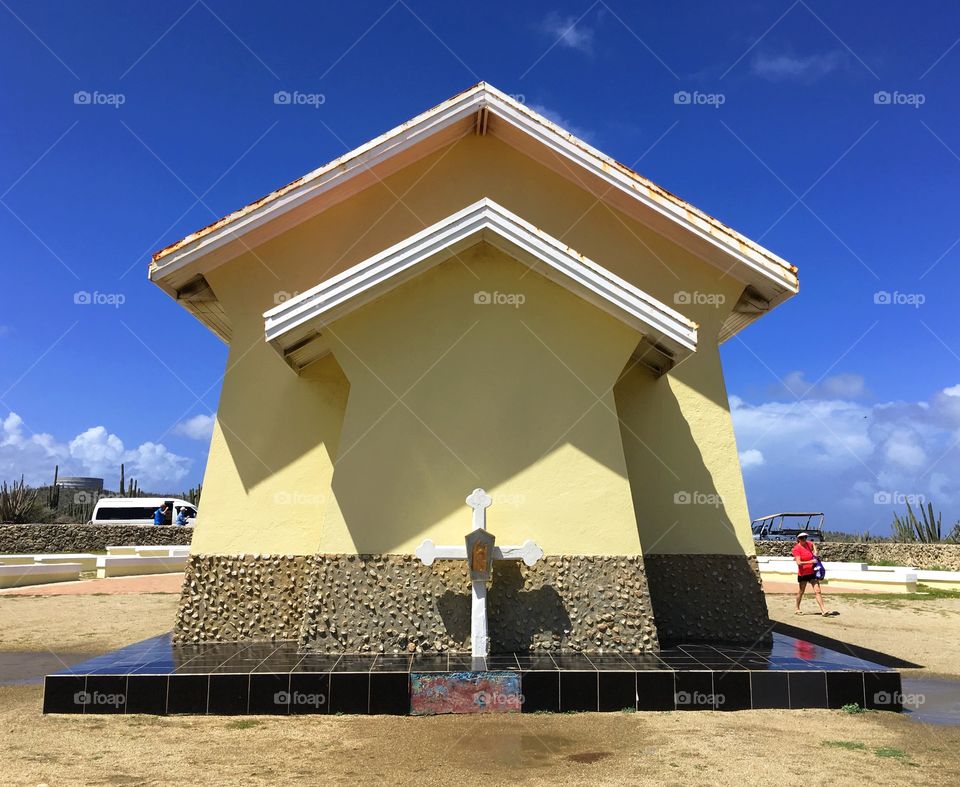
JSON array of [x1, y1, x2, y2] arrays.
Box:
[[621, 707, 636, 714], [821, 740, 867, 751], [848, 584, 960, 603], [224, 720, 261, 730], [841, 703, 864, 714], [874, 746, 907, 760]]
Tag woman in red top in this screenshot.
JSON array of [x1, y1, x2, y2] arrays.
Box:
[[792, 533, 833, 615]]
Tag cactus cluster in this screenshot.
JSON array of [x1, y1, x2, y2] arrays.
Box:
[[891, 501, 960, 543], [0, 476, 41, 523]]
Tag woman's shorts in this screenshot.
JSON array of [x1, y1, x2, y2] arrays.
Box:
[[798, 574, 819, 585]]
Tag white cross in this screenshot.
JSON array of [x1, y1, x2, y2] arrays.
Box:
[[415, 488, 544, 669]]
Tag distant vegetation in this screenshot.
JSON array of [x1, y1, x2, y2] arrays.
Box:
[[0, 463, 202, 524]]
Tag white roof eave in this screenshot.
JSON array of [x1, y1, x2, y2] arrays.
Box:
[[264, 199, 697, 368], [150, 83, 798, 303]]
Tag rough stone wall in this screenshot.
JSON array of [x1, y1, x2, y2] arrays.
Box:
[[299, 554, 659, 654], [173, 553, 660, 653], [755, 541, 960, 571], [0, 523, 192, 554], [174, 555, 312, 644], [643, 554, 771, 644]]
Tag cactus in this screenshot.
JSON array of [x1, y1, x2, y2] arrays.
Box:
[[119, 463, 125, 496], [48, 464, 60, 508], [0, 476, 41, 523], [891, 501, 943, 542]]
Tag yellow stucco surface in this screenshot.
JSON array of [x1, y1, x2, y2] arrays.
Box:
[[190, 133, 758, 558]]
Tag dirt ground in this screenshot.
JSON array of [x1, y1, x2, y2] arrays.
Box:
[[765, 591, 960, 677], [1, 593, 959, 786]]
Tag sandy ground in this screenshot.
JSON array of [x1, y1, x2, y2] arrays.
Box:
[[765, 592, 960, 677], [0, 573, 184, 597], [0, 593, 959, 785]]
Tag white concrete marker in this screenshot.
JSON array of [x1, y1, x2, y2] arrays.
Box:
[[414, 488, 544, 669]]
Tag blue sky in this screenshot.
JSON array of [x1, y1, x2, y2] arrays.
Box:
[[1, 1, 958, 533]]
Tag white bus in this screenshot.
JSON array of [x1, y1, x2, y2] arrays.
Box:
[[90, 497, 197, 526]]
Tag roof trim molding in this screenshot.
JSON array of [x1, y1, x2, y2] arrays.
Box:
[[263, 199, 697, 375], [150, 83, 798, 302]]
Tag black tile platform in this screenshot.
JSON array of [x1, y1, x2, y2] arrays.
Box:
[[43, 633, 902, 715]]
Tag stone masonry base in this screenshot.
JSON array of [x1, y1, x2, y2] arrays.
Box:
[[175, 553, 660, 653], [642, 554, 771, 644], [174, 552, 773, 651]]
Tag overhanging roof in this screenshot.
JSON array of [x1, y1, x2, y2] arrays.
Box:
[[264, 199, 697, 376], [149, 82, 799, 343]]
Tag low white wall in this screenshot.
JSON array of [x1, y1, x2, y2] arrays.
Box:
[[0, 555, 37, 566], [96, 555, 187, 578], [0, 562, 82, 588], [34, 554, 98, 571]]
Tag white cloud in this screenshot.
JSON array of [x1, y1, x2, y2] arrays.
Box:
[[0, 412, 192, 491], [732, 380, 960, 533], [529, 103, 595, 142], [174, 414, 216, 441], [751, 51, 845, 81], [540, 12, 595, 54]]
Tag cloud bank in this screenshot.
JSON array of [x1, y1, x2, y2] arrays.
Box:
[[1, 412, 195, 491], [731, 375, 960, 534]]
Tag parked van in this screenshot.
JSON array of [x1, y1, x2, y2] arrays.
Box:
[[90, 497, 197, 526]]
